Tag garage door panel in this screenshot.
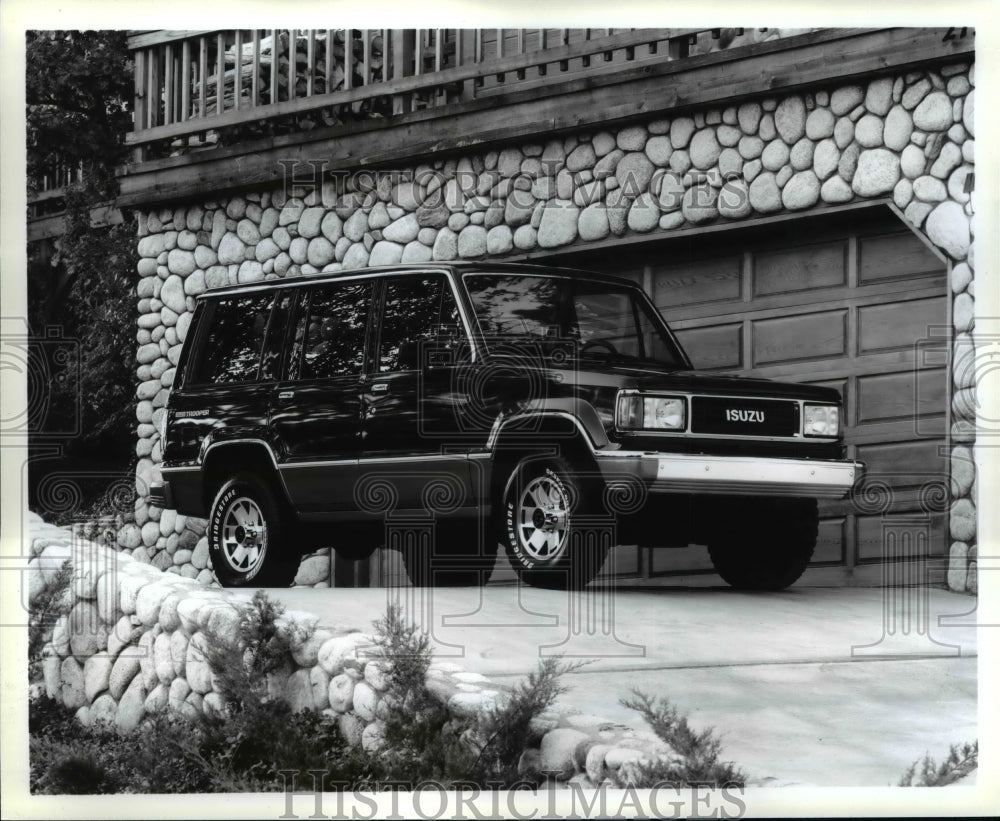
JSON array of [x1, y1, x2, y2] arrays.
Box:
[[857, 513, 946, 562], [858, 296, 947, 355], [673, 322, 743, 370], [752, 309, 847, 366], [815, 517, 847, 564], [652, 255, 742, 309], [859, 232, 944, 284], [753, 240, 847, 297], [598, 544, 642, 578], [660, 278, 943, 326], [854, 439, 948, 485], [857, 368, 947, 425]]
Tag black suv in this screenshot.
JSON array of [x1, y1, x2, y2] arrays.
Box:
[[152, 263, 863, 589]]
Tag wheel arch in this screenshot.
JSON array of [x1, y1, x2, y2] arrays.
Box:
[[200, 440, 291, 512], [488, 418, 602, 517]]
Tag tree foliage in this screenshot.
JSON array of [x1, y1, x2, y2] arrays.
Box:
[[26, 30, 132, 197], [26, 31, 138, 505], [898, 741, 978, 787]]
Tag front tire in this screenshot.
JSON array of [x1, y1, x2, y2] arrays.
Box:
[[499, 456, 609, 590], [707, 498, 818, 590], [208, 474, 299, 587]]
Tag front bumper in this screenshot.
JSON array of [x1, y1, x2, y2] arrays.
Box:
[[595, 451, 864, 499], [148, 481, 174, 510]]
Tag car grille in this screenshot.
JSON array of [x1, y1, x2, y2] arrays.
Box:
[[690, 396, 800, 438]]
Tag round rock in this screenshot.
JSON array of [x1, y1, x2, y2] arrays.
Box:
[[852, 149, 900, 196], [748, 172, 782, 213], [689, 130, 721, 170], [913, 91, 953, 131], [924, 201, 970, 260], [774, 95, 806, 143]]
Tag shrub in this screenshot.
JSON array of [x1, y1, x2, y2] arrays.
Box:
[[200, 590, 310, 712], [27, 559, 73, 679], [195, 589, 369, 791], [615, 690, 746, 787], [366, 602, 472, 783], [898, 741, 978, 786], [468, 656, 583, 784], [29, 695, 214, 794], [29, 593, 576, 793]]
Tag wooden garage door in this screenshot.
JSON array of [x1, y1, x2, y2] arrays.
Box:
[[587, 208, 950, 585]]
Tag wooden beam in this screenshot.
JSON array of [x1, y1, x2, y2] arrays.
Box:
[[27, 202, 124, 242], [116, 28, 974, 208], [127, 30, 216, 50]]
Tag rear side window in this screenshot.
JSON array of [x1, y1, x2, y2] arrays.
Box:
[[290, 280, 373, 380], [194, 293, 275, 384], [378, 275, 462, 372]]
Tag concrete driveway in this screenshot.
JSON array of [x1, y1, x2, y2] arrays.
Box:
[[255, 582, 978, 787]]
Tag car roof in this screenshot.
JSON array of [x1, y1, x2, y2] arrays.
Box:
[[195, 261, 639, 300]]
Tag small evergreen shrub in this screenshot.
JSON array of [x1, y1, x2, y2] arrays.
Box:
[[468, 656, 583, 784], [366, 602, 471, 783], [27, 559, 73, 679], [615, 690, 746, 787], [898, 741, 978, 786], [200, 590, 310, 712]]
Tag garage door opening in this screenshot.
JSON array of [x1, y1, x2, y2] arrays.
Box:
[[526, 202, 951, 587]]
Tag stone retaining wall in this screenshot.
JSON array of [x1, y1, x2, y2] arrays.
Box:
[[29, 512, 685, 785], [127, 62, 977, 591]]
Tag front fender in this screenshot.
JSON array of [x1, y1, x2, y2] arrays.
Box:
[[487, 397, 615, 453]]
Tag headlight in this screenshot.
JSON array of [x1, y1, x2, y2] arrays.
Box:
[[617, 394, 686, 431], [803, 404, 840, 437]]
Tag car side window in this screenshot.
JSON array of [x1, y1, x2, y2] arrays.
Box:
[[195, 293, 274, 384], [378, 275, 462, 373], [291, 280, 372, 380], [259, 291, 294, 382]]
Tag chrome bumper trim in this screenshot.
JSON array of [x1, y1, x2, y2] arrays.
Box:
[[650, 453, 863, 499]]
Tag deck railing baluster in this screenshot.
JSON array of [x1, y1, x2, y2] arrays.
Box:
[[126, 27, 769, 155], [234, 30, 243, 110], [251, 30, 260, 106]]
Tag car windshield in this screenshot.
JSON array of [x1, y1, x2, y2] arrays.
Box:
[[463, 273, 688, 368]]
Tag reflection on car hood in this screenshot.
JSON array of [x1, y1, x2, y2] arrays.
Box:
[[569, 361, 842, 402]]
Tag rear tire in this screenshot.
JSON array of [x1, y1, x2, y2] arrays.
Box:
[[707, 498, 818, 590], [208, 474, 299, 587], [499, 456, 609, 590]]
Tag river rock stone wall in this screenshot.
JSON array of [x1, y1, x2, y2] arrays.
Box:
[[29, 513, 685, 785], [128, 62, 977, 591]]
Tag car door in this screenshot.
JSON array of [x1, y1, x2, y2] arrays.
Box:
[[269, 278, 374, 514], [360, 272, 477, 515]]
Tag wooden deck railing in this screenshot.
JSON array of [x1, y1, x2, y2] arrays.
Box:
[[126, 28, 811, 162], [27, 160, 86, 222], [30, 160, 85, 196]]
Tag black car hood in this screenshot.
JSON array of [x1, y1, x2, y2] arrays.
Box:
[[570, 360, 841, 402]]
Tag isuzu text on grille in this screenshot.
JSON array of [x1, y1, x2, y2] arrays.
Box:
[[725, 409, 766, 423]]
